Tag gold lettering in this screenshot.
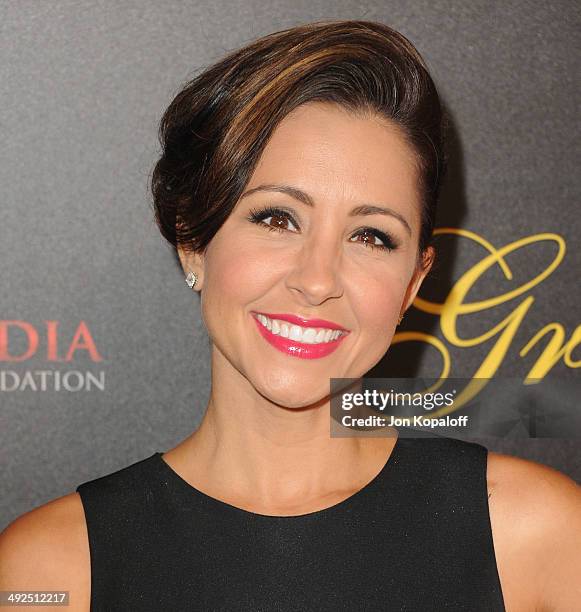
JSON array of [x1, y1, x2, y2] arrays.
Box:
[[397, 229, 570, 416]]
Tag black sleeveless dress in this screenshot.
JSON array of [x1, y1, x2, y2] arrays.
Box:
[[76, 434, 506, 611]]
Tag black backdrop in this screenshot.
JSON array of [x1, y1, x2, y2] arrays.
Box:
[[1, 0, 579, 529]]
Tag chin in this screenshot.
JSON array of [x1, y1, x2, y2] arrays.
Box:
[[256, 375, 330, 409]]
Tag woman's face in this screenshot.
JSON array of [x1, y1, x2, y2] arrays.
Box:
[[181, 102, 433, 408]]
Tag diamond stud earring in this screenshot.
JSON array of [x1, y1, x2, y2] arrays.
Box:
[[185, 271, 198, 289]]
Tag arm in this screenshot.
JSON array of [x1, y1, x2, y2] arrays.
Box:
[[488, 451, 581, 612], [0, 493, 90, 611], [533, 464, 581, 611]]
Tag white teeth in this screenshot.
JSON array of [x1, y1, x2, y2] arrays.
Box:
[[255, 314, 345, 344], [289, 325, 302, 341], [301, 328, 318, 343]]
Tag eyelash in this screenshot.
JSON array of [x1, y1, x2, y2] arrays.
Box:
[[246, 206, 399, 253]]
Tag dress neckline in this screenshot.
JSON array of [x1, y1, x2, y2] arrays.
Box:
[[153, 433, 403, 520]]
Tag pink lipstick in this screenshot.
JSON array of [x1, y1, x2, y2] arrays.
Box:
[[251, 312, 350, 360], [256, 312, 348, 331]]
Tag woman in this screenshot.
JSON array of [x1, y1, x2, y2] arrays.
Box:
[[1, 19, 579, 611]]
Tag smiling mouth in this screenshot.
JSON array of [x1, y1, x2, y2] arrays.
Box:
[[251, 312, 349, 360], [252, 312, 349, 344]]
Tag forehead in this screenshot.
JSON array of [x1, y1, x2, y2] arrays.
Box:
[[248, 102, 420, 211]]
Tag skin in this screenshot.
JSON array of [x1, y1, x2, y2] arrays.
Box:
[[169, 101, 432, 514], [1, 102, 580, 611]]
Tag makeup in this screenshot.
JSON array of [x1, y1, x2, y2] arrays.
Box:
[[251, 312, 349, 359]]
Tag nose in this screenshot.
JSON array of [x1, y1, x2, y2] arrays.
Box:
[[285, 236, 344, 305]]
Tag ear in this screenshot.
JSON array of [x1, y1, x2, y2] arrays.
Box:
[[177, 244, 205, 291], [400, 246, 435, 316]]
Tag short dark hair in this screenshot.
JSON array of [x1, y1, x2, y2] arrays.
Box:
[[151, 19, 449, 269]]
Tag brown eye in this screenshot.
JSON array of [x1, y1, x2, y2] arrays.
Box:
[[268, 214, 292, 230], [351, 228, 397, 252], [247, 206, 299, 234], [354, 230, 378, 246], [247, 206, 398, 253]]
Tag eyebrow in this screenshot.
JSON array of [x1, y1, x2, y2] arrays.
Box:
[[240, 183, 412, 237]]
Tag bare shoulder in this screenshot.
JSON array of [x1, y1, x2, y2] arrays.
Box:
[[487, 451, 581, 612], [0, 492, 90, 611]]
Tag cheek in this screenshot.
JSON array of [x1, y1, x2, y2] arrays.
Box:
[[350, 273, 405, 334], [202, 236, 273, 310]]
